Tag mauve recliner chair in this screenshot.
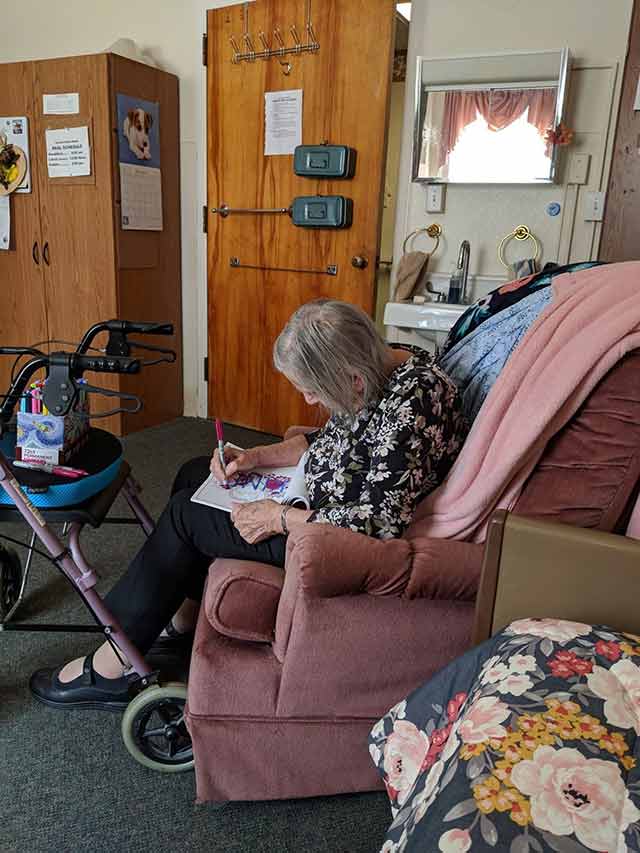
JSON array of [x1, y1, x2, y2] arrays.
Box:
[[185, 351, 640, 802]]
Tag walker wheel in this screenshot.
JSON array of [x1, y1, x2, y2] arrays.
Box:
[[0, 544, 22, 619], [121, 682, 194, 773]]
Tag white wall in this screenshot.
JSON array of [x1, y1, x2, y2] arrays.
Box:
[[5, 1, 634, 402], [2, 0, 247, 418], [392, 0, 634, 305]]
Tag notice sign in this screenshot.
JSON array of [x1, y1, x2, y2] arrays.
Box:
[[43, 93, 80, 115], [45, 126, 91, 177], [264, 89, 302, 155]]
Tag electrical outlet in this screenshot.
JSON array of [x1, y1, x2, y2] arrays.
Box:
[[426, 184, 445, 213], [583, 190, 606, 221]]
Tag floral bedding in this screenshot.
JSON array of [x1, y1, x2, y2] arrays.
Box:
[[369, 619, 640, 852]]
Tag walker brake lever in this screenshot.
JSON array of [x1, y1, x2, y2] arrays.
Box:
[[124, 341, 177, 367], [80, 384, 143, 418]]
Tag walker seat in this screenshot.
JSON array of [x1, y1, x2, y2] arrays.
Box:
[[0, 428, 123, 513]]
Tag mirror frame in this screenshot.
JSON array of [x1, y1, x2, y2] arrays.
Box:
[[411, 48, 570, 185]]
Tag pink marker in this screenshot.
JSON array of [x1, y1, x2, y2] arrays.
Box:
[[13, 460, 88, 479], [215, 418, 228, 487]]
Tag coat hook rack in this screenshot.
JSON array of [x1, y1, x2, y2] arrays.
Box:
[[230, 0, 320, 65]]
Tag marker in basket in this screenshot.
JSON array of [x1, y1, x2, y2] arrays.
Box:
[[215, 418, 228, 488], [13, 460, 89, 479]]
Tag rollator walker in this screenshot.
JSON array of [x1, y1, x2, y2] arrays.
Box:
[[0, 320, 194, 772]]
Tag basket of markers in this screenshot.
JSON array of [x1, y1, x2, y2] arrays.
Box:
[[16, 379, 90, 468]]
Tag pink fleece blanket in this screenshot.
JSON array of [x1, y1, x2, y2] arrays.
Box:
[[408, 261, 640, 543]]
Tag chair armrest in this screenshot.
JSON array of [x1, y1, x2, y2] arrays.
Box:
[[285, 524, 482, 600], [473, 510, 640, 644], [204, 559, 284, 642]]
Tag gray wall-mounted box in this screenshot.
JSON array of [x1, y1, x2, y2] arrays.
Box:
[[291, 196, 353, 229], [294, 145, 357, 179]]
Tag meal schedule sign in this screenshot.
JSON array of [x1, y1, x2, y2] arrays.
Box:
[[45, 126, 91, 178]]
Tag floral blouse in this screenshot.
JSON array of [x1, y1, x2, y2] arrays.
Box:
[[303, 346, 467, 540]]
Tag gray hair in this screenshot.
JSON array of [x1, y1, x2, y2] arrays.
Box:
[[273, 299, 389, 415]]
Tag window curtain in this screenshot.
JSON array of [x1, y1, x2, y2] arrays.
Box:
[[434, 87, 556, 173]]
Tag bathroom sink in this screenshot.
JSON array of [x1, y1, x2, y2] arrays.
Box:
[[383, 301, 468, 333]]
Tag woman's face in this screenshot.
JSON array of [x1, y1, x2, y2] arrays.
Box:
[[300, 388, 321, 406]]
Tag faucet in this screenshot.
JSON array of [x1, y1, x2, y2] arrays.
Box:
[[457, 240, 470, 304]]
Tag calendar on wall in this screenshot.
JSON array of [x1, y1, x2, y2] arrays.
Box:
[[116, 93, 163, 231], [119, 163, 163, 231]]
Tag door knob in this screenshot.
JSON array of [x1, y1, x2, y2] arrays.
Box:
[[351, 255, 368, 269]]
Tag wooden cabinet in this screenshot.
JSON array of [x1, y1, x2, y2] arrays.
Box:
[[0, 53, 182, 434]]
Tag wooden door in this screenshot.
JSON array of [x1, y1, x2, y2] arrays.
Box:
[[207, 0, 396, 435], [0, 62, 48, 396], [600, 0, 640, 261]]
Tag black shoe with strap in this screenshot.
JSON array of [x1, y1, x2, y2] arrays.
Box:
[[29, 653, 136, 712]]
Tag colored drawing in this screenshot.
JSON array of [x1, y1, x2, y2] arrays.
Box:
[[229, 471, 291, 502]]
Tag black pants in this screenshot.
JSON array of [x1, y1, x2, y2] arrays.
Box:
[[104, 457, 287, 653]]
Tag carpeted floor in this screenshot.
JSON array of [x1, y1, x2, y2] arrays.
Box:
[[1, 417, 390, 853]]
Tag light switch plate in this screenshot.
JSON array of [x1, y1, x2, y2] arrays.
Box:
[[568, 153, 590, 185], [583, 190, 606, 221], [426, 184, 445, 213]]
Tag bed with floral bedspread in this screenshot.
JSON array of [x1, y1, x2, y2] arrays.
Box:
[[369, 619, 640, 852]]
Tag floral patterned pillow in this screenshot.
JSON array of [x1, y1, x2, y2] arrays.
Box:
[[369, 619, 640, 852]]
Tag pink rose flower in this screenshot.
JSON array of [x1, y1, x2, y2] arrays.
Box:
[[595, 640, 622, 662], [481, 661, 510, 684], [508, 654, 537, 674], [438, 828, 472, 852], [549, 659, 575, 679], [511, 746, 640, 850], [549, 650, 593, 678], [588, 659, 640, 734], [447, 691, 467, 721], [508, 618, 591, 644], [496, 672, 534, 696], [458, 696, 510, 744], [383, 720, 430, 805]]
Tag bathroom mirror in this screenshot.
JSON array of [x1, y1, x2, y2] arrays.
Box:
[[412, 49, 570, 184]]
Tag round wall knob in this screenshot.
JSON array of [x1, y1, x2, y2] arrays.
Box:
[[351, 255, 368, 269]]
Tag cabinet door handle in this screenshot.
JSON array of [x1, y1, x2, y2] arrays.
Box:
[[43, 242, 50, 266], [32, 241, 40, 265]]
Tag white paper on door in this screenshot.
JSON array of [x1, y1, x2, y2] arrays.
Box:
[[264, 89, 303, 155], [119, 163, 163, 231], [45, 126, 91, 177], [0, 117, 31, 193], [0, 196, 9, 250]]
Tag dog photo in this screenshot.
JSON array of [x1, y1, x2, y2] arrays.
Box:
[[116, 94, 161, 169], [123, 107, 153, 160]]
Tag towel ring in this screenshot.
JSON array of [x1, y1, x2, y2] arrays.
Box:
[[402, 223, 442, 255], [498, 225, 540, 268]]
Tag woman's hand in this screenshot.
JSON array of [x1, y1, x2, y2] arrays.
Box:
[[230, 499, 282, 544], [210, 445, 260, 483]]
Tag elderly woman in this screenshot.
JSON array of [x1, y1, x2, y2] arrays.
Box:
[[31, 299, 467, 710]]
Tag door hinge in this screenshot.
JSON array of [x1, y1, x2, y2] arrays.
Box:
[[202, 204, 208, 234], [203, 356, 209, 382], [202, 33, 208, 66]]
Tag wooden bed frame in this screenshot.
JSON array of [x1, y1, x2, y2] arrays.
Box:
[[473, 510, 640, 644]]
